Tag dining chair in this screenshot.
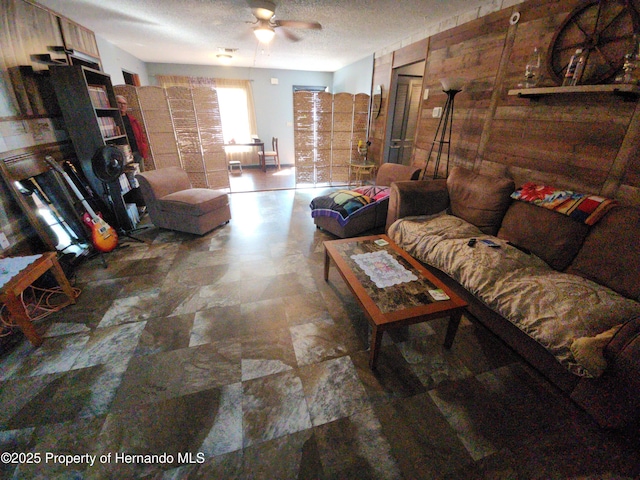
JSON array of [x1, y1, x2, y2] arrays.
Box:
[[259, 137, 280, 169]]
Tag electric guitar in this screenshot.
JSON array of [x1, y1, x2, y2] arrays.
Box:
[[45, 155, 119, 253]]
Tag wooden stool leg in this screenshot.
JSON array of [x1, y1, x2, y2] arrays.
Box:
[[49, 257, 76, 305], [4, 293, 42, 346]]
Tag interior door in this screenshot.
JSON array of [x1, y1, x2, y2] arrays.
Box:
[[386, 75, 422, 165]]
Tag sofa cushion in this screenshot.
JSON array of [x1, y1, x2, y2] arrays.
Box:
[[570, 324, 621, 378], [566, 206, 640, 300], [137, 166, 192, 200], [374, 163, 422, 187], [446, 167, 514, 235], [159, 189, 228, 216], [497, 201, 589, 271], [390, 214, 640, 377]]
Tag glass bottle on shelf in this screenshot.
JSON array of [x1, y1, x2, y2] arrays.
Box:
[[616, 34, 639, 84], [570, 51, 587, 86], [562, 48, 583, 86], [621, 54, 637, 84], [524, 47, 541, 88]]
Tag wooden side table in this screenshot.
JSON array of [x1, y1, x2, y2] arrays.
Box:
[[0, 252, 76, 346], [350, 163, 377, 185]]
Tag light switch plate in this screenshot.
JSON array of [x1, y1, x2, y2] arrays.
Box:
[[0, 232, 10, 249], [432, 107, 443, 118]]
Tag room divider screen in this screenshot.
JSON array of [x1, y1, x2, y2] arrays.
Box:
[[115, 85, 229, 190], [294, 91, 370, 186]]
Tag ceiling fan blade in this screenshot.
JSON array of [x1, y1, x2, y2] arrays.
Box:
[[274, 20, 322, 30], [278, 28, 300, 42]]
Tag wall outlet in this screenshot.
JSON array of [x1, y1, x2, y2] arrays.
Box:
[[432, 107, 443, 118], [0, 232, 10, 250]]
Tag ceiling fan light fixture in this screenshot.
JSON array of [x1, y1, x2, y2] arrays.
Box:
[[250, 0, 276, 20], [254, 23, 275, 43]]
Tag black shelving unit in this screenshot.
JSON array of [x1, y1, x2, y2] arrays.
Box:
[[49, 65, 135, 231]]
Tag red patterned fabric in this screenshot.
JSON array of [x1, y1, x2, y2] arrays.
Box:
[[511, 182, 617, 225]]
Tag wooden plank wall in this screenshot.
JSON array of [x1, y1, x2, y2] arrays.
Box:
[[369, 0, 640, 206]]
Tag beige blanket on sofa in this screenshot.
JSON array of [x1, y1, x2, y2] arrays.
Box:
[[389, 214, 640, 377]]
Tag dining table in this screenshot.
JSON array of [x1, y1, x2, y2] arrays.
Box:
[[223, 142, 266, 172]]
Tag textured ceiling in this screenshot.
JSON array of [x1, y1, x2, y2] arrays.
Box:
[[35, 0, 496, 72]]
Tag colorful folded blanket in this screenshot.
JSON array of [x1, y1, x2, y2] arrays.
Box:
[[511, 182, 617, 225], [310, 187, 390, 226]]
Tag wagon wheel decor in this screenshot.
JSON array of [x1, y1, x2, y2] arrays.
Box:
[[547, 0, 639, 85]]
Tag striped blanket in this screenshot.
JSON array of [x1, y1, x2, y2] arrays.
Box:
[[310, 186, 390, 227], [511, 182, 617, 225]]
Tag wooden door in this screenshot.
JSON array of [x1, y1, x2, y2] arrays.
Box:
[[386, 75, 422, 165]]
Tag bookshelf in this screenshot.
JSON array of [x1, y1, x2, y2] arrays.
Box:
[[49, 65, 137, 231]]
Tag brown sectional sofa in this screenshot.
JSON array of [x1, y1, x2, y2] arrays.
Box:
[[386, 166, 640, 429]]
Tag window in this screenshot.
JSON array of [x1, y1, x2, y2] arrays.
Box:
[[216, 86, 252, 144], [155, 76, 257, 143]]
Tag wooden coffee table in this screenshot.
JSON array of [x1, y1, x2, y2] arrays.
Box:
[[324, 234, 467, 368]]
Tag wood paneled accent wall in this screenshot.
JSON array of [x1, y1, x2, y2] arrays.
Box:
[[369, 0, 640, 206], [1, 0, 102, 254]]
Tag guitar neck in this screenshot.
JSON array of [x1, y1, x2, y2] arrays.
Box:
[[45, 156, 100, 221]]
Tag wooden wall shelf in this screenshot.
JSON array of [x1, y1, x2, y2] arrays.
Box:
[[508, 84, 640, 100]]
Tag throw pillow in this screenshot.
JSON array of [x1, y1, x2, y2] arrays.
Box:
[[446, 166, 515, 235]]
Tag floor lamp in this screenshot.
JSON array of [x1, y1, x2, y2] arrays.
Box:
[[421, 78, 466, 180]]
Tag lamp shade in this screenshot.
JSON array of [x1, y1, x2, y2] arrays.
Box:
[[440, 77, 466, 92], [254, 24, 275, 43]]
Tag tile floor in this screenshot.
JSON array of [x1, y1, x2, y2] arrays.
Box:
[[1, 188, 639, 479]]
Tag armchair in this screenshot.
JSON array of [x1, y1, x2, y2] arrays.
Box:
[[136, 167, 231, 235]]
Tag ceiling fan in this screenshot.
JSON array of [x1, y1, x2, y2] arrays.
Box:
[[248, 0, 322, 43]]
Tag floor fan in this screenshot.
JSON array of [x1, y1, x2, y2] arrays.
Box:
[[91, 146, 143, 242]]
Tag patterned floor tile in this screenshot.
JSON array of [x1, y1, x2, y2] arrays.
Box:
[[242, 370, 312, 447], [240, 327, 298, 381], [298, 356, 370, 427], [314, 406, 402, 479], [290, 319, 364, 366], [0, 190, 638, 479]]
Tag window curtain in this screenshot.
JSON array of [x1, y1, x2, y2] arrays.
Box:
[[156, 76, 258, 166], [156, 75, 215, 88], [215, 79, 258, 166]]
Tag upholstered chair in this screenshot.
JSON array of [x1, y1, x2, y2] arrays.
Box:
[[136, 167, 231, 235]]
